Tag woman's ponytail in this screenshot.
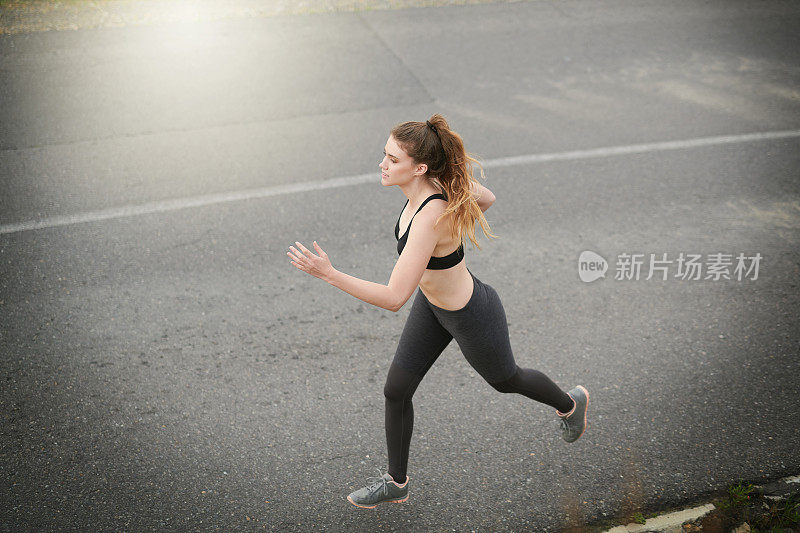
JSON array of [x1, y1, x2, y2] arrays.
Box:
[[391, 114, 497, 250]]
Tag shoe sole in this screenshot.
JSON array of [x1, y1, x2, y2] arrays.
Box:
[[347, 494, 409, 509], [571, 385, 590, 442]]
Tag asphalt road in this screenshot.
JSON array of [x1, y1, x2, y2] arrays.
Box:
[[1, 0, 799, 531]]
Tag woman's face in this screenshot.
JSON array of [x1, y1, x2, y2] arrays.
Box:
[[379, 135, 426, 186]]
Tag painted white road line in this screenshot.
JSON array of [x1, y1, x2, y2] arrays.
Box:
[[482, 129, 800, 167], [0, 172, 375, 235], [2, 129, 799, 235]]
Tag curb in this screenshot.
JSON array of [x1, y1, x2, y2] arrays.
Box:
[[599, 474, 800, 533], [602, 504, 715, 533]]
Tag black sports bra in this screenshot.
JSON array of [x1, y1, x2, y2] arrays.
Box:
[[394, 193, 465, 270]]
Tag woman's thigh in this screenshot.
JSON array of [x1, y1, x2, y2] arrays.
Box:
[[436, 281, 518, 384], [391, 289, 453, 377]]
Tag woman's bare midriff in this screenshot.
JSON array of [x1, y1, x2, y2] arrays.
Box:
[[418, 260, 473, 311]]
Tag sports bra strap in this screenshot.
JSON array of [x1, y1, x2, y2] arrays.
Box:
[[397, 193, 446, 239], [413, 194, 446, 217]]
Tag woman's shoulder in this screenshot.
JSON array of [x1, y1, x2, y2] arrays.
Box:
[[420, 193, 448, 213], [416, 194, 452, 229]]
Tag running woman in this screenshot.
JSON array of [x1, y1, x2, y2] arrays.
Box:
[[287, 114, 589, 509]]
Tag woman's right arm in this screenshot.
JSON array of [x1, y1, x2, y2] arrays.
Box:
[[471, 181, 496, 212]]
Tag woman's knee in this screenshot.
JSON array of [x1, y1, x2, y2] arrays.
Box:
[[384, 362, 422, 402], [487, 365, 520, 394], [384, 380, 405, 402]]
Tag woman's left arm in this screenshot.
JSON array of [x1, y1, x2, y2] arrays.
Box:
[[288, 210, 440, 312]]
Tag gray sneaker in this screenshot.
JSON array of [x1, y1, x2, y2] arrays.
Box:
[[556, 385, 590, 443], [347, 468, 409, 509]]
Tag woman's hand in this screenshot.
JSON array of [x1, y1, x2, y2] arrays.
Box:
[[287, 241, 335, 282]]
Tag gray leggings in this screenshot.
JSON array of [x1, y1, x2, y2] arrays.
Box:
[[384, 268, 574, 482]]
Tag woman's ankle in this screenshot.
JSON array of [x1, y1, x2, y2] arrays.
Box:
[[556, 394, 576, 417], [389, 473, 408, 486]]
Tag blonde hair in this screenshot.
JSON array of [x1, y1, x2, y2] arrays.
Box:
[[390, 113, 497, 250]]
